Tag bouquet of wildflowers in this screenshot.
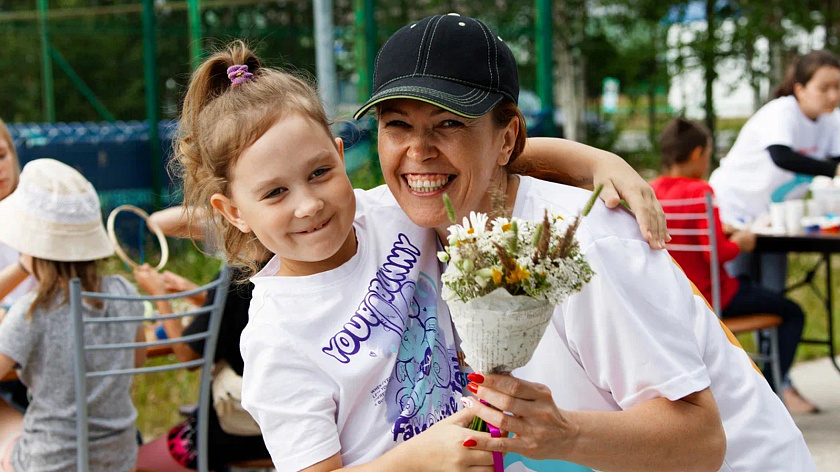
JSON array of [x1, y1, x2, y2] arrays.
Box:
[[439, 186, 601, 376]]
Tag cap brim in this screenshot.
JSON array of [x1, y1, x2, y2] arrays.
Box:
[[353, 76, 504, 120]]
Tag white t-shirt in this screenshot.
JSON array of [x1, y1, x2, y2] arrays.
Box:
[[240, 187, 463, 472], [0, 241, 36, 309], [496, 177, 814, 472], [709, 95, 840, 223]]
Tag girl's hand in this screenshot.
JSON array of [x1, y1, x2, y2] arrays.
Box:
[[133, 264, 166, 296], [463, 373, 577, 461], [592, 157, 669, 249], [160, 270, 198, 294], [400, 408, 496, 472]]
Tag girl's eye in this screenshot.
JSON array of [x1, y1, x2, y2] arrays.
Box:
[[311, 167, 330, 179], [264, 187, 286, 200]]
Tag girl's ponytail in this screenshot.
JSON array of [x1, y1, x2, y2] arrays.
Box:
[[181, 40, 261, 131]]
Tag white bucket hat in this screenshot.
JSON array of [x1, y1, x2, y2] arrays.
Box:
[[0, 158, 114, 262]]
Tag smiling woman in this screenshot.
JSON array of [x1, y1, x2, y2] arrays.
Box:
[[354, 13, 815, 472]]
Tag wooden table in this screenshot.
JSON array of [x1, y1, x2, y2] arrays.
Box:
[[754, 232, 840, 373]]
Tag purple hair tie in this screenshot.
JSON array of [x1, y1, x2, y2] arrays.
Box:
[[227, 64, 254, 87]]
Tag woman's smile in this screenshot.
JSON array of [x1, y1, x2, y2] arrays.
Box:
[[403, 173, 456, 195]]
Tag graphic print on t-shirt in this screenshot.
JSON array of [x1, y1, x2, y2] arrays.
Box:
[[321, 233, 461, 443], [389, 271, 461, 441]]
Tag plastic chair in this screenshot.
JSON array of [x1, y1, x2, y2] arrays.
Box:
[[71, 267, 230, 472], [661, 192, 784, 394]]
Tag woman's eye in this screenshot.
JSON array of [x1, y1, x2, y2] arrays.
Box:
[[440, 120, 464, 128], [385, 120, 409, 128], [311, 167, 329, 179], [0, 154, 6, 160]]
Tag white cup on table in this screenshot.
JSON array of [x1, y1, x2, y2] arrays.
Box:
[[785, 199, 805, 234], [770, 202, 787, 232], [806, 199, 823, 217]]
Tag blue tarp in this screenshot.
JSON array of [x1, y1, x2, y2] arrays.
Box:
[[7, 120, 374, 212]]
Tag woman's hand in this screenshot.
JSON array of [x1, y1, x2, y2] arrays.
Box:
[[462, 373, 576, 461], [591, 156, 669, 249], [133, 263, 166, 296]]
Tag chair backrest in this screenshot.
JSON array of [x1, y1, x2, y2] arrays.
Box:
[[660, 191, 723, 317], [71, 267, 230, 472]]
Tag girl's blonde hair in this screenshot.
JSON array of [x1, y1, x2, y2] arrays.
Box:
[[27, 259, 102, 318], [0, 118, 22, 197], [173, 40, 333, 277]]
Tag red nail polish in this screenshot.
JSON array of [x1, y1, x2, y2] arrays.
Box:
[[463, 438, 477, 447], [467, 382, 479, 394], [467, 372, 485, 384]]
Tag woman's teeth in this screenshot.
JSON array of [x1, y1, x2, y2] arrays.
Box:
[[405, 175, 449, 193]]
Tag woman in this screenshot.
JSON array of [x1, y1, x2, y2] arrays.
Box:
[[0, 119, 36, 421], [709, 50, 840, 291], [0, 120, 35, 312], [354, 14, 814, 471]]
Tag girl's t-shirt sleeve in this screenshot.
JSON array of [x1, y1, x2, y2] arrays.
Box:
[[240, 318, 341, 472], [564, 237, 712, 410], [0, 295, 39, 368]]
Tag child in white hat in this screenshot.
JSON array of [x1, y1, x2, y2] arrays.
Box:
[[0, 159, 146, 472]]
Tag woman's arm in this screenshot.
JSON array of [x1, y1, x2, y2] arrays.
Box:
[[160, 270, 207, 306], [134, 327, 147, 367], [0, 261, 29, 305], [466, 375, 725, 472], [513, 138, 668, 248], [133, 264, 201, 363], [0, 352, 14, 383], [148, 205, 207, 240], [767, 145, 840, 177]]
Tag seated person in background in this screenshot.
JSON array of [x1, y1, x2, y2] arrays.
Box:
[[133, 205, 272, 471], [0, 159, 146, 472], [650, 117, 818, 414]]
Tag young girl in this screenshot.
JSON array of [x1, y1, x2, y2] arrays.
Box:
[[0, 158, 146, 472], [174, 42, 668, 471], [650, 117, 816, 413], [709, 50, 840, 291]]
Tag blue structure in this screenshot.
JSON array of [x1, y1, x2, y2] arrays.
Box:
[[7, 120, 373, 213]]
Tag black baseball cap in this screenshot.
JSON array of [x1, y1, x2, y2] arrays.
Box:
[[353, 13, 519, 120]]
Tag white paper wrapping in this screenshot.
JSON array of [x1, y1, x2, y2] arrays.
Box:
[[446, 287, 555, 375]]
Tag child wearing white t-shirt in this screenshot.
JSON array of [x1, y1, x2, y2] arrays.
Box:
[[709, 50, 840, 292], [173, 41, 666, 472]]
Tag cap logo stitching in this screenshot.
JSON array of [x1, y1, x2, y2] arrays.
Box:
[[474, 18, 494, 90], [477, 20, 498, 90], [414, 17, 436, 76], [423, 16, 444, 75], [490, 24, 499, 89]]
